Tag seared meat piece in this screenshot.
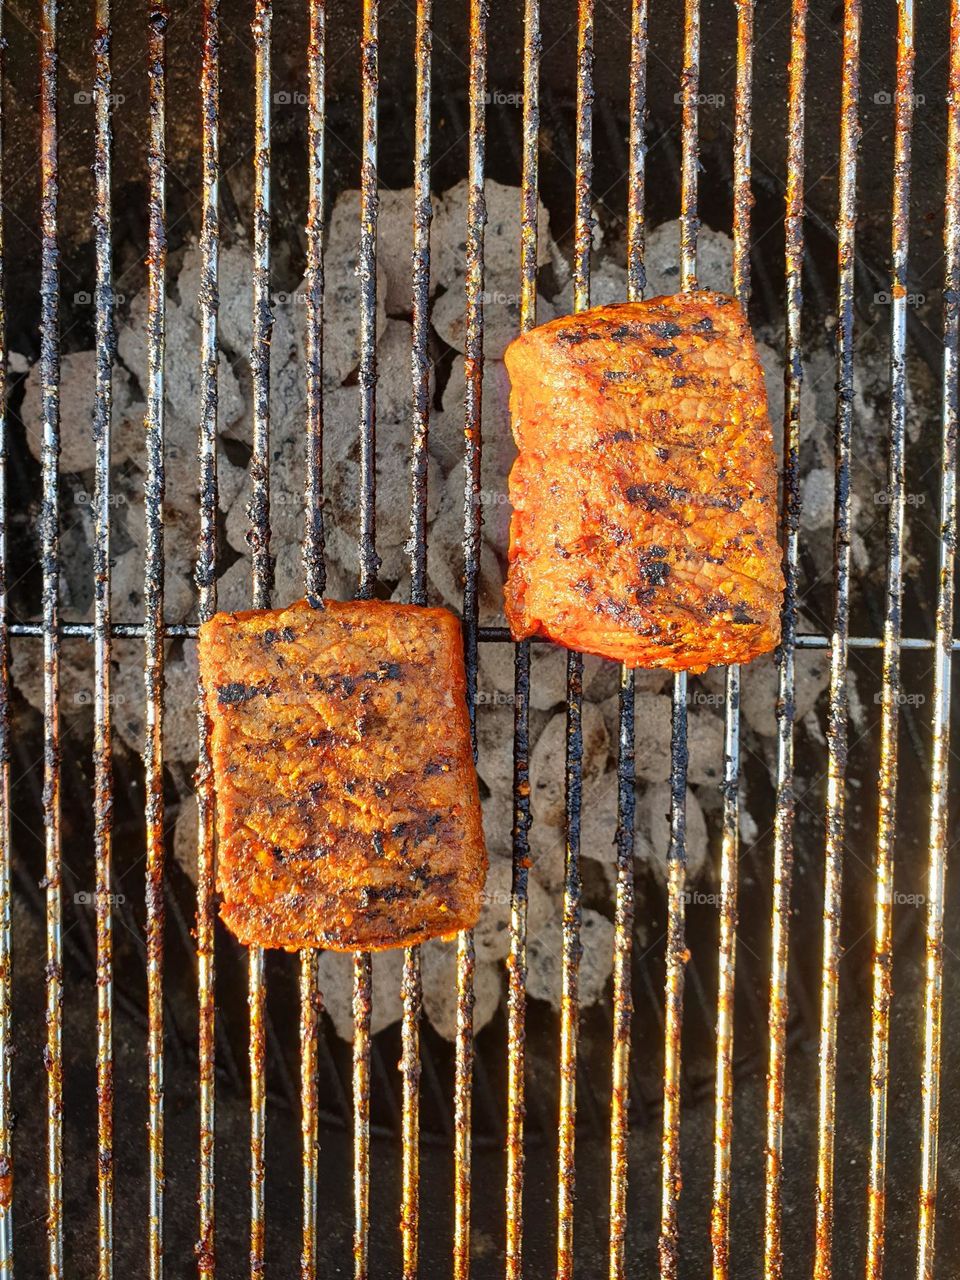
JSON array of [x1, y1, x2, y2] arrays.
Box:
[[197, 597, 486, 951], [503, 291, 783, 673]]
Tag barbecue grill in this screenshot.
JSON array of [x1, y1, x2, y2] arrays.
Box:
[[0, 0, 958, 1275]]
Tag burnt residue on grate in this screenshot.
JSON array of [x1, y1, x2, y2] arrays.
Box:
[[0, 1, 959, 1277]]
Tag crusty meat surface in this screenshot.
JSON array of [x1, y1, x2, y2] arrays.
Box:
[[197, 597, 487, 951], [503, 291, 784, 674]]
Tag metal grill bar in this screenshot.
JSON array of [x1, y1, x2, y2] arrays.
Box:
[[711, 5, 752, 1275], [8, 621, 960, 650], [764, 2, 807, 1273], [144, 7, 169, 1274], [353, 1, 379, 1273], [357, 0, 379, 603], [659, 1, 698, 1273], [865, 3, 915, 1274], [92, 3, 115, 1276], [917, 4, 960, 1274], [351, 951, 372, 1280], [608, 662, 636, 1280], [300, 4, 326, 1275], [813, 3, 860, 1270], [39, 1, 63, 1271], [608, 5, 647, 1276], [454, 1, 487, 1273], [304, 0, 326, 603], [506, 626, 530, 1280], [505, 2, 539, 1272], [556, 3, 593, 1274], [248, 4, 274, 1272], [401, 0, 432, 1273], [0, 0, 10, 1267], [195, 2, 221, 1274]]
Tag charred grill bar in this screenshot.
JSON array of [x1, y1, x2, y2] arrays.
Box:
[[0, 1, 957, 1277], [39, 0, 63, 1273]]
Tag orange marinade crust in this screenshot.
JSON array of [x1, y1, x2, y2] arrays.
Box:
[[503, 291, 785, 674], [197, 597, 487, 951]]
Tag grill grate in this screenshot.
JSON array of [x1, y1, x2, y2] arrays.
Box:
[[0, 0, 958, 1277]]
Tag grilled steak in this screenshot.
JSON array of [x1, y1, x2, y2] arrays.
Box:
[[197, 597, 487, 951], [503, 291, 784, 673]]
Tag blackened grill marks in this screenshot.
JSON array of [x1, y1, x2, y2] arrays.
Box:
[[262, 626, 295, 645], [624, 482, 671, 513], [217, 680, 273, 706], [305, 671, 359, 698], [649, 320, 683, 339], [731, 603, 756, 626], [557, 327, 604, 345], [641, 560, 671, 587]]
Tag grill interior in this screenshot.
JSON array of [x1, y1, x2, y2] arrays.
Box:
[[0, 0, 959, 1276]]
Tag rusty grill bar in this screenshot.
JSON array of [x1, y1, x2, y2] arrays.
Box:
[[0, 0, 9, 1268], [0, 0, 959, 1276], [764, 2, 805, 1273], [38, 1, 63, 1274], [917, 1, 959, 1274]]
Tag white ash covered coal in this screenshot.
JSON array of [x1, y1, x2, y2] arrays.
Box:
[[526, 909, 616, 1012], [421, 936, 503, 1043], [13, 178, 887, 1048], [315, 948, 407, 1043]]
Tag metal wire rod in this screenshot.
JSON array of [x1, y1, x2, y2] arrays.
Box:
[[195, 2, 221, 1274], [505, 4, 539, 1274], [763, 4, 807, 1274], [0, 0, 12, 1269], [813, 4, 861, 1272], [608, 4, 646, 1277], [916, 3, 959, 1275], [40, 1, 63, 1271], [92, 3, 116, 1273], [659, 1, 698, 1274], [144, 8, 169, 1274], [711, 5, 753, 1274], [865, 4, 915, 1275]]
